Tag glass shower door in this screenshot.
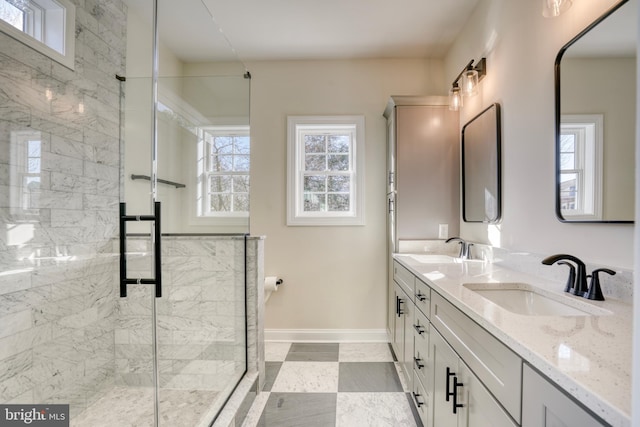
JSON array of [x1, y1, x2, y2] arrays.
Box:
[[152, 74, 251, 427], [120, 0, 252, 425]]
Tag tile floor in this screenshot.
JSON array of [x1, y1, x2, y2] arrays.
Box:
[[241, 342, 422, 427]]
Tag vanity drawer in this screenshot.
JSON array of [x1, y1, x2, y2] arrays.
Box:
[[414, 278, 431, 318], [412, 370, 432, 427], [430, 291, 522, 423], [413, 308, 430, 386], [393, 260, 414, 298]]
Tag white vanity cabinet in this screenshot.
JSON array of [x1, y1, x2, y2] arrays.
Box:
[[394, 259, 519, 427], [392, 256, 622, 427], [522, 365, 607, 427]]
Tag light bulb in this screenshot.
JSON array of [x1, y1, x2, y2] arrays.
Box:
[[449, 86, 462, 111], [462, 69, 479, 97], [542, 0, 572, 17]]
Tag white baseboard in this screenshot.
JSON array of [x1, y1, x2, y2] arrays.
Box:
[[265, 328, 389, 343]]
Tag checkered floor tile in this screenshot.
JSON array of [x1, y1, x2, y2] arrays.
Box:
[[242, 342, 422, 427]]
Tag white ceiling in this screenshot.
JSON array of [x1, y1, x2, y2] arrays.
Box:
[[125, 0, 481, 62]]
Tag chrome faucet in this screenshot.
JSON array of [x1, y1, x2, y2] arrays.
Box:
[[541, 254, 588, 297], [446, 237, 473, 260]]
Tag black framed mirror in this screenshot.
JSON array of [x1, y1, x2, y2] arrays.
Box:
[[462, 103, 502, 223], [554, 0, 635, 223]]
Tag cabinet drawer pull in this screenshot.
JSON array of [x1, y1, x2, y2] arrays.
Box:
[[397, 298, 404, 317], [452, 376, 464, 414], [413, 324, 426, 335], [414, 357, 425, 370], [416, 292, 427, 302], [412, 391, 425, 408], [445, 367, 455, 402]]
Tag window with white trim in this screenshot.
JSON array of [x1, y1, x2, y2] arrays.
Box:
[[9, 130, 41, 217], [0, 0, 75, 69], [559, 114, 603, 220], [197, 126, 250, 218], [287, 115, 365, 226]]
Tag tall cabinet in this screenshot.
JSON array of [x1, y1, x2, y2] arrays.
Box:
[[383, 96, 459, 348]]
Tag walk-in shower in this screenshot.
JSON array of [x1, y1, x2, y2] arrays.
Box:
[[0, 0, 258, 425]]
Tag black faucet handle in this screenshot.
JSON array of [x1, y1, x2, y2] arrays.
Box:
[[557, 261, 576, 293], [584, 268, 616, 301]]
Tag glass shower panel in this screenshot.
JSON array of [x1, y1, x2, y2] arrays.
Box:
[[120, 0, 252, 424], [155, 75, 251, 234], [153, 74, 250, 425]]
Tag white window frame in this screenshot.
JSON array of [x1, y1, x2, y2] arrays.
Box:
[[287, 115, 365, 226], [9, 130, 42, 219], [559, 114, 603, 220], [0, 0, 75, 69], [196, 125, 250, 224]]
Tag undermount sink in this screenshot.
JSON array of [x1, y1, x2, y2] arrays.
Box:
[[406, 254, 456, 264], [463, 283, 611, 316], [404, 254, 485, 264]]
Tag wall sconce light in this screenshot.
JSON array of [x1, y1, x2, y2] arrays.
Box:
[[449, 84, 463, 111], [542, 0, 572, 17], [449, 58, 486, 111]]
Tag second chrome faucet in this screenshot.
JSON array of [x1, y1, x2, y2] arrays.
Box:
[[542, 254, 615, 301]]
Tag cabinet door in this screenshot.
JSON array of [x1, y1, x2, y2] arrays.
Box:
[[464, 361, 517, 427], [431, 329, 464, 427], [402, 293, 415, 381], [395, 105, 459, 240], [413, 370, 432, 427], [522, 364, 606, 427], [392, 283, 406, 366]]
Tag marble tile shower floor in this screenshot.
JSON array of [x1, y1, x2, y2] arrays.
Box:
[[70, 386, 218, 427], [242, 343, 422, 427]]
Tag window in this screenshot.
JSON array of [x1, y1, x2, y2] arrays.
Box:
[[559, 114, 603, 220], [287, 115, 365, 226], [0, 0, 75, 69], [197, 126, 250, 218], [9, 130, 42, 218]]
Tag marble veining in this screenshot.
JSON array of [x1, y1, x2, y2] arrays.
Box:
[[394, 251, 632, 427], [70, 387, 218, 427], [336, 392, 417, 427], [270, 362, 340, 393], [338, 342, 393, 362]]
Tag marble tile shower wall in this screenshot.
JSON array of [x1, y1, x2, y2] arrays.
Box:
[[0, 0, 126, 416], [119, 236, 249, 391]]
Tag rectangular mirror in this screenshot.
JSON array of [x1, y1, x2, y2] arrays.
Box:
[[555, 0, 635, 222], [462, 103, 502, 223]]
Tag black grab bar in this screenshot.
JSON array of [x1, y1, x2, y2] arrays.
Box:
[[119, 202, 162, 298]]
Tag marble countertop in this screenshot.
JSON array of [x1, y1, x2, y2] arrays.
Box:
[[393, 253, 632, 427]]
